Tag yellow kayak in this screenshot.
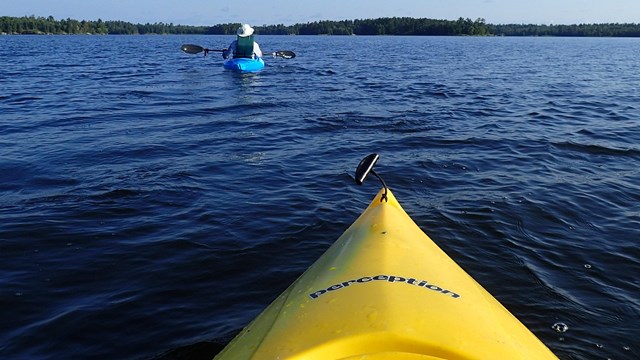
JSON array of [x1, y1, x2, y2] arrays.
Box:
[[214, 155, 559, 359]]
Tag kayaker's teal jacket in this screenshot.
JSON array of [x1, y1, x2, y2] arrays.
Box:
[[223, 36, 263, 59]]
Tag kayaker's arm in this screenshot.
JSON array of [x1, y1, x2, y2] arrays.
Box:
[[223, 40, 237, 59], [254, 42, 263, 58]]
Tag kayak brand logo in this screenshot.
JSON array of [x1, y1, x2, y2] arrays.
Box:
[[309, 275, 460, 300]]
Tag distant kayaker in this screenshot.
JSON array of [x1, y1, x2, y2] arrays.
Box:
[[222, 24, 263, 59]]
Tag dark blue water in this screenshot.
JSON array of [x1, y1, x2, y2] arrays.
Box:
[[1, 34, 639, 359]]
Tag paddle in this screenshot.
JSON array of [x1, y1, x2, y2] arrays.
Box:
[[180, 44, 296, 59]]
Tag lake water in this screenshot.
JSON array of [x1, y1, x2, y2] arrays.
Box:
[[1, 34, 639, 359]]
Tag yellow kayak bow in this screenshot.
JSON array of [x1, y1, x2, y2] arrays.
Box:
[[214, 155, 558, 359]]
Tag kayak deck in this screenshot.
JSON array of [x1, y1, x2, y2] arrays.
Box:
[[223, 57, 265, 72], [214, 189, 558, 359]]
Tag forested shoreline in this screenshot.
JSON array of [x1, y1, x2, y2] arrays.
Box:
[[2, 15, 640, 37]]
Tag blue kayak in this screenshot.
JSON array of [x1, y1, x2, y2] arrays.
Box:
[[223, 57, 265, 72]]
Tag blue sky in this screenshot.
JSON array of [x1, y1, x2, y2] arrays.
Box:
[[4, 0, 639, 26]]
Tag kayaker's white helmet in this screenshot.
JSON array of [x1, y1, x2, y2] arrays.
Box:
[[237, 24, 254, 37]]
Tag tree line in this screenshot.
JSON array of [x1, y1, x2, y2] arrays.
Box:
[[0, 16, 207, 35], [490, 23, 640, 37], [2, 15, 639, 37]]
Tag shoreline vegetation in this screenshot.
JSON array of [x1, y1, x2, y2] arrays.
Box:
[[2, 15, 640, 37]]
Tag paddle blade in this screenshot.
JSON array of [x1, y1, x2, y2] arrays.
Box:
[[181, 44, 204, 54], [273, 50, 296, 59]]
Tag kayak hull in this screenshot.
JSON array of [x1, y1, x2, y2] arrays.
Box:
[[223, 57, 265, 72], [214, 189, 558, 359]]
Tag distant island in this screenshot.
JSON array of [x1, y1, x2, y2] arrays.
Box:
[[2, 15, 639, 37]]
